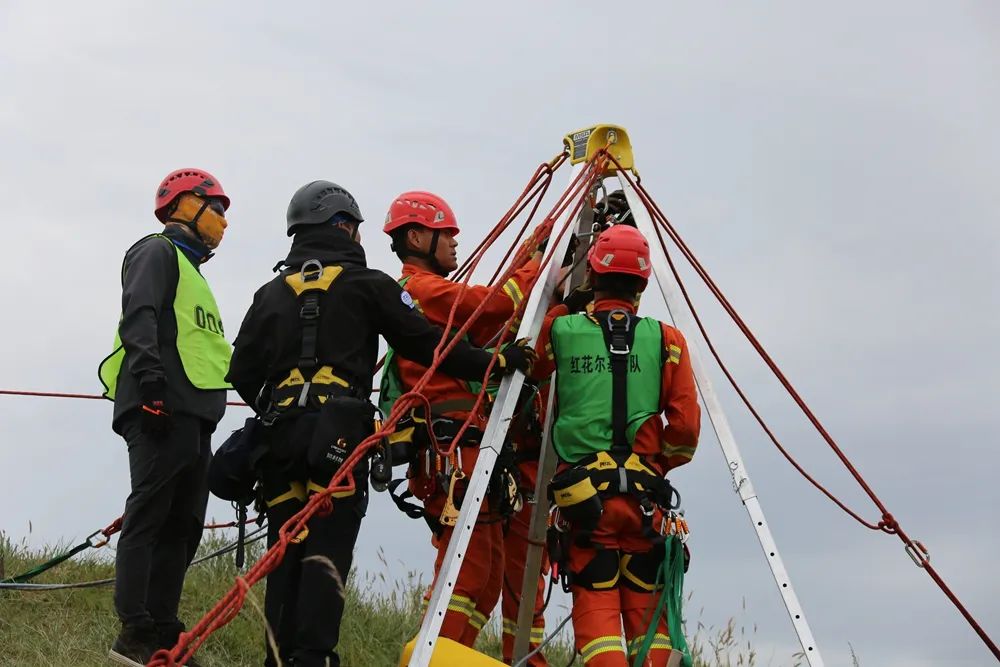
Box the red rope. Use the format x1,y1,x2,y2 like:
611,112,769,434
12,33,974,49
609,158,1000,660
442,156,607,455
648,215,882,530
0,389,251,407
0,389,385,407
0,389,106,401
147,153,609,666
454,152,567,282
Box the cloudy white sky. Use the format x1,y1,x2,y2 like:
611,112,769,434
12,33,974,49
1,2,998,665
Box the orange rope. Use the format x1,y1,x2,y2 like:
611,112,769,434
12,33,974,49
148,152,610,666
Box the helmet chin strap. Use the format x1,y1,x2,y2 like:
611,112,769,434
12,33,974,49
165,198,210,243
393,229,448,276
165,199,216,261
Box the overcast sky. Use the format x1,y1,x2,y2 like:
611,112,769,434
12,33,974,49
1,2,998,665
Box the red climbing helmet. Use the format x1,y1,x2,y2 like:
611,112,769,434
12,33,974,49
588,224,651,279
154,168,230,222
383,191,460,236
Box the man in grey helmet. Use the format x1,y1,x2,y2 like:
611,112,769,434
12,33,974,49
225,181,536,666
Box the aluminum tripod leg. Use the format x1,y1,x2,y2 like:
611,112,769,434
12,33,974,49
617,175,825,665
407,163,585,667
510,205,595,662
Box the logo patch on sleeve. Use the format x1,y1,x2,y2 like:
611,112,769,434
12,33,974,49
400,291,415,309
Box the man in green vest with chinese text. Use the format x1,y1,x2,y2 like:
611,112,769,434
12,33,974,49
98,168,232,666
534,224,700,667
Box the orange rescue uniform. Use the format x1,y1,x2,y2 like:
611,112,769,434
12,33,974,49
534,298,700,667
397,257,540,647
501,384,549,666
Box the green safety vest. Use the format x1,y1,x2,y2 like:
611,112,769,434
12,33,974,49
550,313,662,463
98,234,232,400
378,275,483,417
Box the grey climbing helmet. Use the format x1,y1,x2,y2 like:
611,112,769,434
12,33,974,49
286,180,364,236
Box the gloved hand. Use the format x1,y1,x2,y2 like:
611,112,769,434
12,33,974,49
493,338,538,378
139,379,172,438
561,233,580,268
605,190,634,226
562,285,593,313
520,233,548,259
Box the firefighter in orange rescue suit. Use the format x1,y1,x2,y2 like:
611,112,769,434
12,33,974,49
379,191,541,647
533,224,700,667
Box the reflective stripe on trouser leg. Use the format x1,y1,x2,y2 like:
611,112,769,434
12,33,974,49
501,501,549,665
572,587,626,666
502,617,548,667
469,609,488,632
459,520,504,647
622,585,674,667
626,634,673,660
442,593,476,642
426,501,501,645
580,635,627,666
502,618,547,643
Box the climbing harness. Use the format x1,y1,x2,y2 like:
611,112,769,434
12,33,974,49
255,258,380,508
4,124,996,665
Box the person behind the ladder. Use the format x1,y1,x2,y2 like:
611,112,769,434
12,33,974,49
98,168,232,667
379,190,542,648
500,377,552,667
225,181,534,667
533,224,700,667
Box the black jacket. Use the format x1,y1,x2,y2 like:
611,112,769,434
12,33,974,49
111,228,227,432
226,226,496,409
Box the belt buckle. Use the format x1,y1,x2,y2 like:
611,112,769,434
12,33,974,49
609,340,630,355
430,418,454,443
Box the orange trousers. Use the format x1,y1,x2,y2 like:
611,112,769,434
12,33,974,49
500,492,549,666
568,496,677,667
422,488,504,646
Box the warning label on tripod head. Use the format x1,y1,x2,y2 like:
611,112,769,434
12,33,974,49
571,128,593,161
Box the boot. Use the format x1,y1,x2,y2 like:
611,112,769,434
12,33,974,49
109,620,159,666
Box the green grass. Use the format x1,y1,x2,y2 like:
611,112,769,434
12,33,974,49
0,532,794,666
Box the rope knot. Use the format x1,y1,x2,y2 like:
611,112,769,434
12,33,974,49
316,494,334,517
878,513,899,534
147,647,174,666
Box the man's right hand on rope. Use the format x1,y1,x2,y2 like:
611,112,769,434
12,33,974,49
492,338,538,378
519,233,548,262
139,379,172,437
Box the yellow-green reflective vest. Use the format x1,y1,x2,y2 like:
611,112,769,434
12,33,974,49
98,235,232,400
550,314,662,463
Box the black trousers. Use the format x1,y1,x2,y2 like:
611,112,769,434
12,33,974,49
114,414,212,633
263,489,366,667
259,414,369,667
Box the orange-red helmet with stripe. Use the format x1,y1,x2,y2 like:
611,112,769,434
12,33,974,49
588,224,651,280
383,191,460,236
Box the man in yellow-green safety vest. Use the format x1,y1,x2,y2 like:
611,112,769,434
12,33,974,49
98,168,232,667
